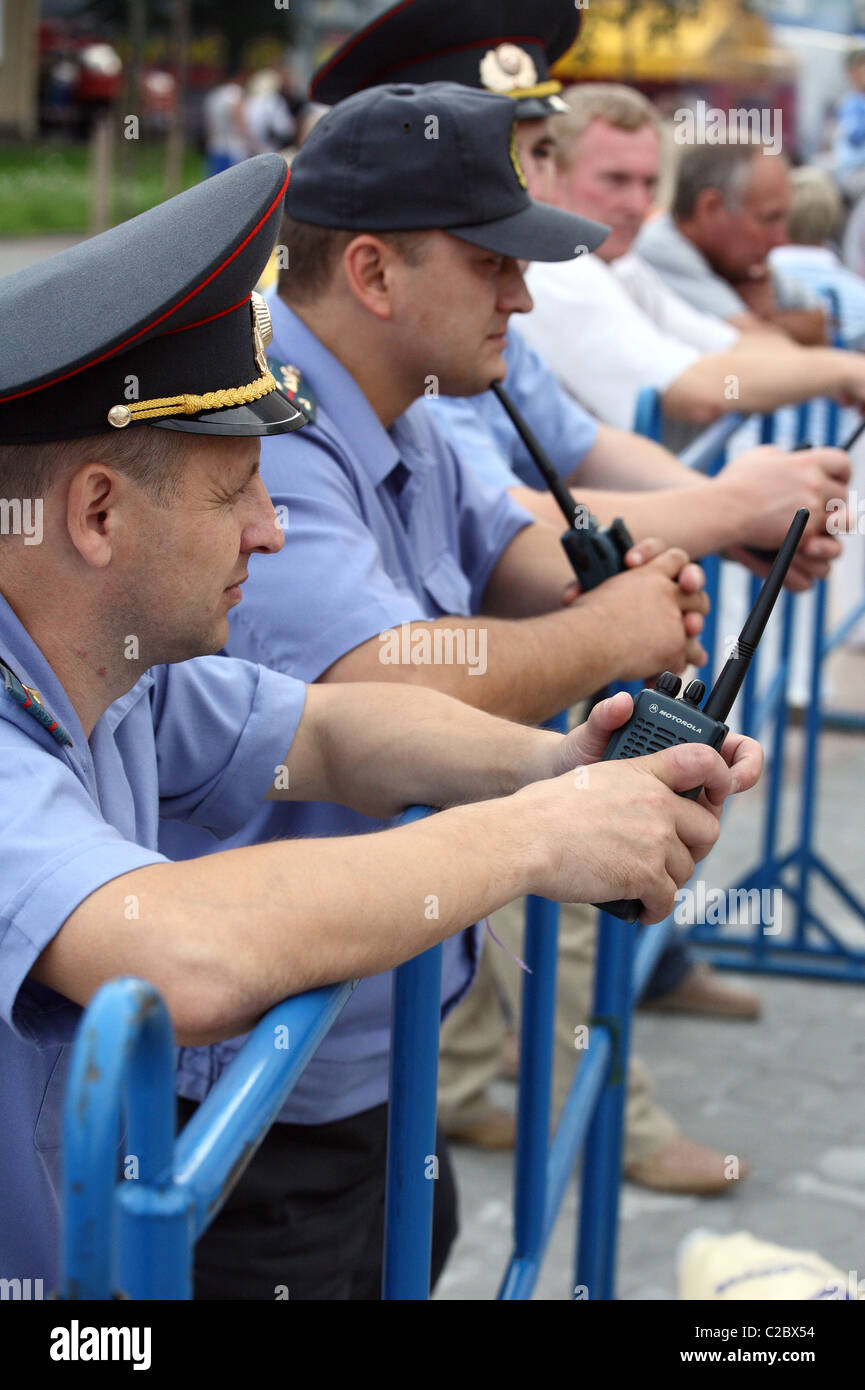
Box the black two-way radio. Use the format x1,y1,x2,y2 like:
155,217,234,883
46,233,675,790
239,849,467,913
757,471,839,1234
595,506,810,923
491,382,633,591
746,415,865,566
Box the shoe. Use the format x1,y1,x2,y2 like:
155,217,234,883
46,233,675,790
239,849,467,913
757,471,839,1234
443,1107,516,1150
625,1134,750,1196
639,963,761,1020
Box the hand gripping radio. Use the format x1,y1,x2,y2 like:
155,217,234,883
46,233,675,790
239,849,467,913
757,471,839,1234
491,382,633,591
594,507,810,922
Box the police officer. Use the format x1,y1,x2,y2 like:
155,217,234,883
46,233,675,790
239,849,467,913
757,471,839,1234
312,0,846,588
0,150,759,1292
301,0,765,1186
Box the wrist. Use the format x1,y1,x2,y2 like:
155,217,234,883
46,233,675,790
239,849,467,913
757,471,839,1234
518,727,568,787
711,471,753,548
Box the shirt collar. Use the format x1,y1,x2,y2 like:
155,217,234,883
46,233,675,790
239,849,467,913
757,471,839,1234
0,588,154,753
267,293,409,489
0,589,86,750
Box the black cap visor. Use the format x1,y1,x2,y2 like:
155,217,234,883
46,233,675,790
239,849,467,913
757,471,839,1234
452,200,609,263
151,386,308,437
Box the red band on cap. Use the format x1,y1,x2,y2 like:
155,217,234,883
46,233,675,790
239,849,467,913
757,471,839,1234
0,166,290,406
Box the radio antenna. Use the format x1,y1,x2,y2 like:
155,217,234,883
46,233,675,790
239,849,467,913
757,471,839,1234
703,508,809,722
490,381,579,528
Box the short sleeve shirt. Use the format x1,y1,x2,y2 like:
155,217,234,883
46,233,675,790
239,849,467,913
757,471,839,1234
426,323,600,491
166,296,535,1127
0,594,307,1282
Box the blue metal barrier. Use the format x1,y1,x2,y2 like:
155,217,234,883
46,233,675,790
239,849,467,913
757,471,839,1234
633,386,865,977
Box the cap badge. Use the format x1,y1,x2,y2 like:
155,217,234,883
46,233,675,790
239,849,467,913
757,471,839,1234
250,291,273,376
479,44,538,95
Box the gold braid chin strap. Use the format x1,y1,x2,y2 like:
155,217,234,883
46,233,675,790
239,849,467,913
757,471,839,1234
108,371,278,426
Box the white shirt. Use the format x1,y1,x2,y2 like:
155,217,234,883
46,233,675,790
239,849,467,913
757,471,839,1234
522,251,738,430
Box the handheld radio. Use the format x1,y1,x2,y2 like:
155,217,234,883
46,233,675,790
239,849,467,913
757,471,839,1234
491,382,633,591
594,507,810,923
745,415,864,566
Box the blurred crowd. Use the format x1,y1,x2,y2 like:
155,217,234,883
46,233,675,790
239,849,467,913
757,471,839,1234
202,63,313,176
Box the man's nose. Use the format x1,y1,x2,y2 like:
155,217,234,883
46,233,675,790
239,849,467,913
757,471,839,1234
499,260,534,315
244,474,285,554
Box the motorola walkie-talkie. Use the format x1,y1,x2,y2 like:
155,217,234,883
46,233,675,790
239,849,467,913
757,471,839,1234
491,381,633,591
595,507,810,923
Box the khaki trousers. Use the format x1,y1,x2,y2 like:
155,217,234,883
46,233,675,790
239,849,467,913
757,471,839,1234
437,898,678,1168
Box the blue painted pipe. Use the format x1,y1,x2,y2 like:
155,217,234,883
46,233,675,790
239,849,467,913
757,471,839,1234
575,910,637,1300
383,805,441,1301
61,977,177,1300
171,982,355,1240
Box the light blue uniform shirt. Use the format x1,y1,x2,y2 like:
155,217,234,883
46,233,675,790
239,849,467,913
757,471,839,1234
0,592,307,1285
835,91,865,180
166,297,534,1126
425,323,599,491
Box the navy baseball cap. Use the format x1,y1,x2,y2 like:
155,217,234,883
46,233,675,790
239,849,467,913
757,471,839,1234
0,154,307,444
311,0,581,119
286,82,608,262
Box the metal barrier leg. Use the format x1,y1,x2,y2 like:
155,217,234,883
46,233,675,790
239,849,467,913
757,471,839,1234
61,978,189,1301
575,910,636,1301
382,942,443,1299
498,893,559,1300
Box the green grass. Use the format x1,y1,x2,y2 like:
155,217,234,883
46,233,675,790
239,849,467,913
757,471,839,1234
0,141,206,237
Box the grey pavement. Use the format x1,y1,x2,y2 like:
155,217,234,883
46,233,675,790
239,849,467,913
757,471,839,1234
438,648,865,1301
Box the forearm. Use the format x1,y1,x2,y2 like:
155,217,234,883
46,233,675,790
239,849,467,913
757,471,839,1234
322,609,627,723
574,424,698,491
663,345,854,421
37,799,537,1044
282,680,561,813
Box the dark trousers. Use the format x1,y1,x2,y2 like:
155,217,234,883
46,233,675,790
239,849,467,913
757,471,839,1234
176,1097,458,1301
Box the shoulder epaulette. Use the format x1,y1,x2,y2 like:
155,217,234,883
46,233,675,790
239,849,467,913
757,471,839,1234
0,659,73,746
267,356,317,423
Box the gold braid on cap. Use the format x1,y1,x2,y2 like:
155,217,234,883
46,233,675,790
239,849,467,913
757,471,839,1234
507,80,564,100
108,372,278,426
107,292,276,427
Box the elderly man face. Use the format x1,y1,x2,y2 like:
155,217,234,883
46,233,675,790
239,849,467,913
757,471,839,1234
691,149,792,281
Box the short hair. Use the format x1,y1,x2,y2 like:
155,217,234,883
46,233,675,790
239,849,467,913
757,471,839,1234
554,83,661,172
846,47,865,70
787,166,842,245
0,425,200,518
276,216,431,304
671,142,780,221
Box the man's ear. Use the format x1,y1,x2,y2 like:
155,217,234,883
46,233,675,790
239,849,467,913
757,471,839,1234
341,234,396,321
694,187,725,222
66,464,123,569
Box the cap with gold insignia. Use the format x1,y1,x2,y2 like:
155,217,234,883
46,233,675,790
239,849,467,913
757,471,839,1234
286,82,606,262
310,0,581,119
0,154,306,444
